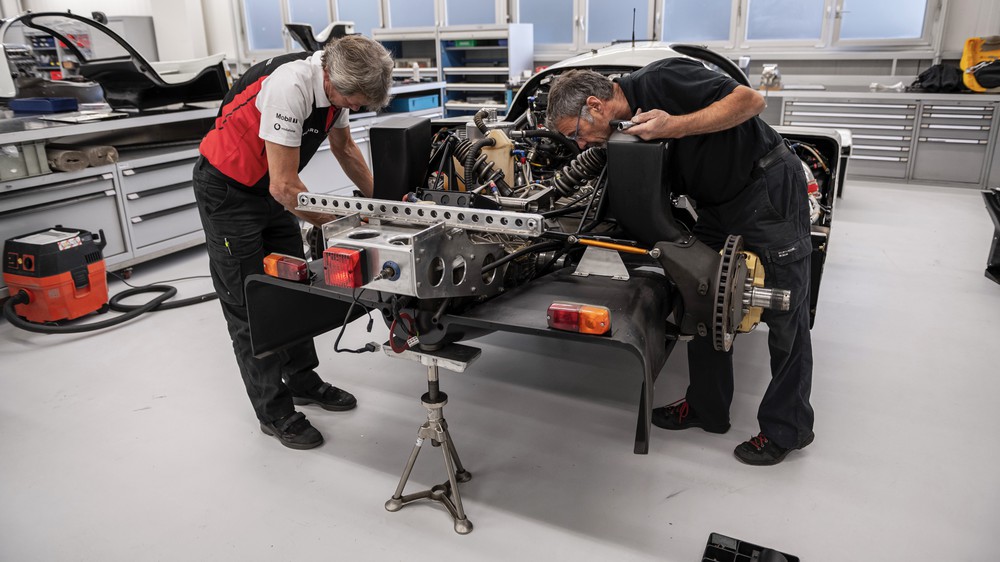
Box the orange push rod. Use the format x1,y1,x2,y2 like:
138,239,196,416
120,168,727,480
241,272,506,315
577,238,652,255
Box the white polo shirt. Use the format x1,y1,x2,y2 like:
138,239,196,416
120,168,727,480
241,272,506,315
255,51,350,148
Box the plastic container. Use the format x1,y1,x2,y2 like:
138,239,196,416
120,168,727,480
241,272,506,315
387,94,440,113
0,142,52,180
8,97,79,114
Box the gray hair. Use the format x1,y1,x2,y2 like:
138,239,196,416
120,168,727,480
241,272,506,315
545,69,614,130
322,35,394,109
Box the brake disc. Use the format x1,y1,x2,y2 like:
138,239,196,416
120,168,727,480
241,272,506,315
713,235,749,352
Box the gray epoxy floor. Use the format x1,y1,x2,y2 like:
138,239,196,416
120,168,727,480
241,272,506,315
1,181,998,561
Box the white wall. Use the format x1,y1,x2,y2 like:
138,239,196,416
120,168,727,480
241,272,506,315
22,0,209,61
942,0,1000,55
22,0,152,16
201,0,239,61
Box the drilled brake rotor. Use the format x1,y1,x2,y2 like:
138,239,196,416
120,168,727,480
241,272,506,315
713,235,748,352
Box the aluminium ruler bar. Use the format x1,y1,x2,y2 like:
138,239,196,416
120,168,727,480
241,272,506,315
297,193,544,237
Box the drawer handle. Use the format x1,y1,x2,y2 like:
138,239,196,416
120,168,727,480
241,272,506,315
924,105,994,111
130,202,198,224
122,169,136,176
852,134,909,141
921,113,991,120
918,137,987,145
788,101,913,110
102,173,114,180
852,155,908,162
854,145,908,152
788,121,911,130
105,189,117,196
921,124,990,131
786,111,912,120
127,193,139,200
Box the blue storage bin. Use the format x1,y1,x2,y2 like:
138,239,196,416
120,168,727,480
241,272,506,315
9,97,79,114
387,94,440,113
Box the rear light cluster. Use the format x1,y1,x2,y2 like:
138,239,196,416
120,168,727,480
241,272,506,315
262,254,308,282
546,301,612,335
323,246,369,288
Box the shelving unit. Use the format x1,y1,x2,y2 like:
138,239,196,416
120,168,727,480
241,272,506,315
374,27,445,116
438,24,532,118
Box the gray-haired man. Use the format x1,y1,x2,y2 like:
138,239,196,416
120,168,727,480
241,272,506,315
193,35,393,449
546,60,815,466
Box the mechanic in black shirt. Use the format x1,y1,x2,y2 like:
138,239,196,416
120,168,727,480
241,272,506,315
546,57,814,465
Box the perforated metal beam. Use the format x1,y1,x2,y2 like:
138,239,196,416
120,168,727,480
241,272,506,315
297,193,545,237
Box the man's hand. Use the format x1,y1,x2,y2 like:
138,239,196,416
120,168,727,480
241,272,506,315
626,108,683,140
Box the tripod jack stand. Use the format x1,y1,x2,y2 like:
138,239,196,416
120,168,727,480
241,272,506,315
385,362,474,534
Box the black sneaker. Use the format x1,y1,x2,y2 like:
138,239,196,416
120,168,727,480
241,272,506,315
260,412,324,450
734,431,815,466
651,399,730,434
292,382,357,412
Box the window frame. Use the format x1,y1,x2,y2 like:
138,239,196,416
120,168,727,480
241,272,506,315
579,0,657,51
332,0,386,36
653,0,739,49
441,0,506,26
737,0,835,50
829,0,940,49
237,0,294,58
511,0,579,58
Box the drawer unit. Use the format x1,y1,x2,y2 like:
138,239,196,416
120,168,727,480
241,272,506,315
119,156,198,195
912,102,995,185
129,203,201,248
0,168,128,293
784,99,916,179
118,151,201,249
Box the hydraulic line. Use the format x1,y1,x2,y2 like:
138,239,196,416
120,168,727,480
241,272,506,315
480,240,564,274
472,108,491,135
509,129,581,156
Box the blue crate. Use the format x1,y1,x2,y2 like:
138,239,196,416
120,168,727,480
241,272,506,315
9,97,79,114
387,94,439,113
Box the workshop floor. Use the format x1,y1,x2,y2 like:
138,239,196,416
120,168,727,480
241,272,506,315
1,180,997,562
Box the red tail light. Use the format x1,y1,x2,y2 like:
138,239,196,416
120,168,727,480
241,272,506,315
546,301,612,335
323,246,368,288
262,254,308,282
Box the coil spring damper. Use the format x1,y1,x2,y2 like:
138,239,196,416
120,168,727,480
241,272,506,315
551,147,607,196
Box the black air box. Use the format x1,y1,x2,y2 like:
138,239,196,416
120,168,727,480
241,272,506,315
369,116,431,201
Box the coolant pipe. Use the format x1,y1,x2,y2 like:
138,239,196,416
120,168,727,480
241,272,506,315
464,137,496,191
473,108,491,135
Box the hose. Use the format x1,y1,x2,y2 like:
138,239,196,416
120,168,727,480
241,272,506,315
481,240,564,274
472,108,491,135
509,128,581,156
3,271,218,333
551,147,607,196
464,137,496,192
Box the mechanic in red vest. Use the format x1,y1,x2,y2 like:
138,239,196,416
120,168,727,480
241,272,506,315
192,36,393,450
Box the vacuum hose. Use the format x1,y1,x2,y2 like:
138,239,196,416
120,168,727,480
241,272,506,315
4,285,217,334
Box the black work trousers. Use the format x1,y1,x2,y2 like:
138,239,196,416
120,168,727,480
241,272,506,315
193,158,323,424
686,148,815,449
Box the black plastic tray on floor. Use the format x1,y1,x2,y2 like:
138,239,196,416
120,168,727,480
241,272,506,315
703,532,799,562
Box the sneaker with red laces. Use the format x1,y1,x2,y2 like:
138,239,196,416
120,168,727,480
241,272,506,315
651,399,730,434
734,431,815,466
